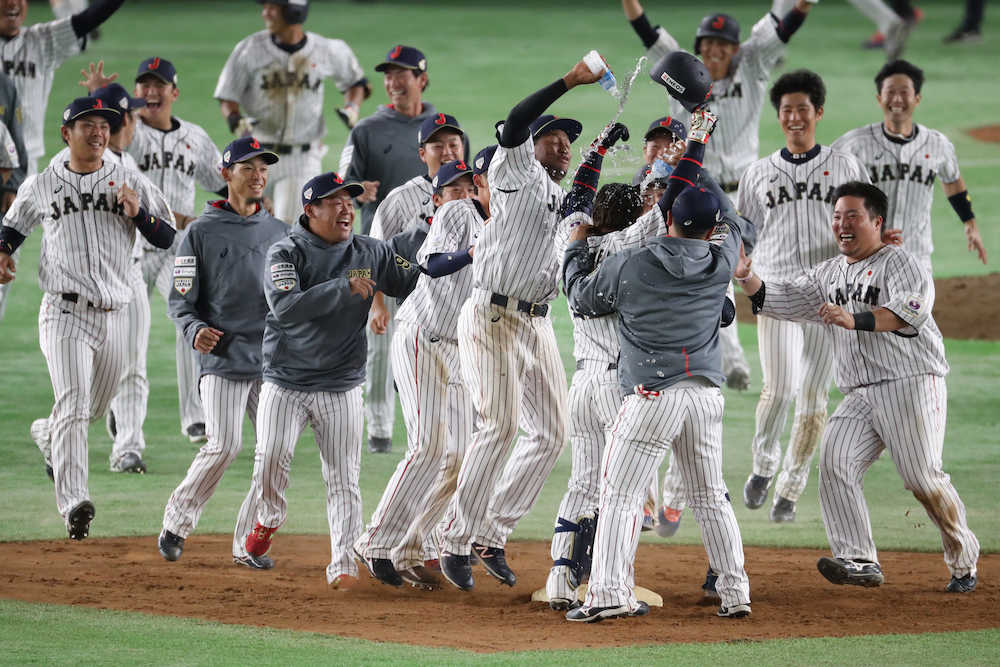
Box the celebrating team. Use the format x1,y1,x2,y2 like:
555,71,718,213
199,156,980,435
0,0,984,622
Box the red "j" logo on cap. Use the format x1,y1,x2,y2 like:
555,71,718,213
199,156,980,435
390,45,402,59
712,16,725,29
150,57,160,70
457,161,467,170
250,139,260,149
333,174,343,184
435,114,446,125
93,99,103,109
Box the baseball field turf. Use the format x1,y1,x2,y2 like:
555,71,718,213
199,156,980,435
1,0,998,663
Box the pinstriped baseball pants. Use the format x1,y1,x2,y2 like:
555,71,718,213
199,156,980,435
819,375,980,578
364,298,398,441
39,294,128,519
586,381,750,611
358,321,473,567
107,270,150,462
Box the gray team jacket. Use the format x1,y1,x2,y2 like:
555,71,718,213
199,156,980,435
564,213,756,395
261,221,421,392
168,201,289,380
0,72,28,195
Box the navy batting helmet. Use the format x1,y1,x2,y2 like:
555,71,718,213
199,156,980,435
649,51,713,112
694,13,740,54
257,0,308,25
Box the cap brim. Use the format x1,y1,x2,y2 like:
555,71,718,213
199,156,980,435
135,71,174,85
314,182,365,200
533,118,583,144
421,123,464,144
65,108,121,126
375,61,421,73
231,149,280,166
127,96,148,109
435,169,474,190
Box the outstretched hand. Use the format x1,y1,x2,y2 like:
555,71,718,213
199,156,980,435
79,61,117,93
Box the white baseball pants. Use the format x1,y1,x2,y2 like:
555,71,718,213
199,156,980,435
364,297,398,441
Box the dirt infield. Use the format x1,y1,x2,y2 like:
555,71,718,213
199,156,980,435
1,536,996,652
737,274,1000,341
967,125,1000,144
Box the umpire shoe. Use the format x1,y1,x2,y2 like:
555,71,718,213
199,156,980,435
185,423,207,444
566,601,649,623
246,523,279,557
701,567,721,603
158,530,184,561
233,554,275,570
770,496,796,523
441,553,474,591
656,506,683,538
473,542,516,587
400,565,440,590
368,436,392,454
717,603,752,618
112,452,147,474
817,557,884,587
743,474,772,509
946,574,977,593
67,501,95,540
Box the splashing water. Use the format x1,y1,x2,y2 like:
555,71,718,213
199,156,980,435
580,56,647,166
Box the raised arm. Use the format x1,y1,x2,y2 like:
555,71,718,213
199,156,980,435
499,59,601,148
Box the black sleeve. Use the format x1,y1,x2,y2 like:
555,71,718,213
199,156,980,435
775,7,807,43
630,13,661,49
0,225,25,255
499,78,569,148
131,207,175,249
559,147,604,217
656,141,707,218
71,0,126,39
749,282,766,315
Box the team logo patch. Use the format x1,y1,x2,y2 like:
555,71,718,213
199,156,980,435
394,255,411,270
118,97,128,109
708,223,729,245
63,109,70,121
175,255,196,266
347,268,372,279
418,58,427,71
223,150,231,163
475,156,485,170
271,262,297,291
660,72,686,94
173,277,192,295
173,266,196,278
902,294,924,316
303,187,313,200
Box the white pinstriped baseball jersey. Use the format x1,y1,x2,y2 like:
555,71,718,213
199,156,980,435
738,146,870,282
5,159,173,309
0,17,81,160
645,14,785,183
369,175,434,242
214,30,365,145
473,138,566,304
396,197,485,340
831,123,961,264
761,244,948,390
129,118,226,217
0,119,18,168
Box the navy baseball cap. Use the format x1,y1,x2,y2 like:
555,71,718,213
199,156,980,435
62,95,121,128
302,172,364,207
530,114,582,144
472,145,498,175
418,113,463,145
644,116,687,142
136,57,178,85
670,186,722,234
432,160,473,192
94,83,146,113
374,45,427,73
221,136,279,168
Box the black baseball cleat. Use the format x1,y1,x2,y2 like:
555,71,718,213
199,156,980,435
717,603,752,618
67,501,95,540
372,558,403,587
113,452,147,474
945,574,977,593
441,553,474,591
368,436,392,454
473,542,516,587
566,601,649,623
743,474,772,509
158,530,184,561
234,554,275,570
817,557,884,587
700,567,721,604
185,423,207,444
770,496,796,523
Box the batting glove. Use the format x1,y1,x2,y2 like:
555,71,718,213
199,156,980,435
598,122,630,149
688,109,718,144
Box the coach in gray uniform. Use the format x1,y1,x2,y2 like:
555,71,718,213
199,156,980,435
158,137,288,568
236,171,421,589
562,114,757,621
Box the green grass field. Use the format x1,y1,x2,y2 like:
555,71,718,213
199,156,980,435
1,0,998,663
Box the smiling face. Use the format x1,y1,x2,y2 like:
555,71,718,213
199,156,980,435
643,131,685,166
306,190,355,244
778,91,823,150
419,130,464,177
223,156,270,202
62,115,111,163
534,129,571,182
833,195,883,260
135,75,178,125
383,66,426,107
0,0,26,38
432,173,475,208
877,73,921,127
699,37,739,81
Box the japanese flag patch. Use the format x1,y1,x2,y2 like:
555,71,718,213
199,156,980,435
174,278,192,295
271,261,297,291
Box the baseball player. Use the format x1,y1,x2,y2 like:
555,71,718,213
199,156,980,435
215,0,369,223
631,116,686,186
0,71,27,323
157,138,288,568
735,181,980,593
0,0,125,318
832,59,987,280
437,57,603,592
235,171,421,589
2,95,174,539
364,113,467,454
563,119,757,621
771,0,911,60
737,70,870,523
340,45,452,235
943,0,985,43
354,155,487,590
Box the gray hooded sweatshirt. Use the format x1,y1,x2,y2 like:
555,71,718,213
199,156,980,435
169,201,289,381
261,221,422,392
563,213,756,395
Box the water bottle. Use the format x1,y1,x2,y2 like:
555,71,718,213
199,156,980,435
583,50,617,95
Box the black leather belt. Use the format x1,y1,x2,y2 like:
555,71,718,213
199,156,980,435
576,360,618,371
720,182,740,193
261,142,310,154
490,292,548,317
62,293,108,310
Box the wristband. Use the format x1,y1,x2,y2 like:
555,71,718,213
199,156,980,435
748,282,766,315
854,311,876,331
735,271,753,284
226,111,243,134
0,225,25,255
947,191,974,223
